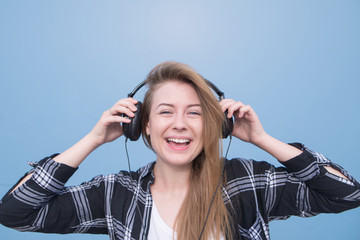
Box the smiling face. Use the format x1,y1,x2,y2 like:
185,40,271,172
145,80,204,170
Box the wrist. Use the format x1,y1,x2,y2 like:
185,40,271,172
250,131,270,147
86,132,106,148
251,134,303,162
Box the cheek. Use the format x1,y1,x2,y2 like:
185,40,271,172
196,120,204,136
146,119,165,137
145,114,157,136
198,124,205,147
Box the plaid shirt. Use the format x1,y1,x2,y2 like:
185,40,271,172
0,143,359,239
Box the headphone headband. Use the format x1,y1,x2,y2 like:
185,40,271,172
205,79,225,100
127,80,146,98
127,78,225,100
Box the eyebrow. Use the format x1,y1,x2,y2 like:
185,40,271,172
156,103,201,109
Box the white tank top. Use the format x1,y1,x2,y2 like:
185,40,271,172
147,201,177,240
147,201,225,240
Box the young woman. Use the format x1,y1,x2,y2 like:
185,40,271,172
0,62,359,240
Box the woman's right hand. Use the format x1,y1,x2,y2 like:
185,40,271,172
89,98,138,146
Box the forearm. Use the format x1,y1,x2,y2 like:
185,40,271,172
53,133,101,168
252,133,303,162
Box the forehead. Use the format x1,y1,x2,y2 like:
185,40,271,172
151,80,201,106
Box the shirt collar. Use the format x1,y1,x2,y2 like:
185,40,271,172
137,161,156,180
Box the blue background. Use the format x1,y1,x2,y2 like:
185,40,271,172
1,1,359,239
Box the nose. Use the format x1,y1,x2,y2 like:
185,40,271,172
172,113,187,131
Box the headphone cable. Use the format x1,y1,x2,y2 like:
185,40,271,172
125,137,144,221
198,135,232,240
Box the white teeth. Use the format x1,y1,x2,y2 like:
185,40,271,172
167,138,190,143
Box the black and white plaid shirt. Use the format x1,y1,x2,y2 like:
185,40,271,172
1,143,359,239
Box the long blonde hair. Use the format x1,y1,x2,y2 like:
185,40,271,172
140,62,233,239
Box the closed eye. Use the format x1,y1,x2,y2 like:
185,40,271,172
160,110,172,114
189,111,201,115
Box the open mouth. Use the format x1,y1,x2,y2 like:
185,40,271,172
166,138,191,149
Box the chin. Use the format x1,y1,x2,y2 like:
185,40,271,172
157,153,195,169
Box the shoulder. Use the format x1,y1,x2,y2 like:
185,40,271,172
225,158,280,179
61,161,156,194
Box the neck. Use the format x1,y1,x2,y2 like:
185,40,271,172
152,161,191,191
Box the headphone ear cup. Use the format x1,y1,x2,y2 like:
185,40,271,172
222,110,234,138
122,102,143,141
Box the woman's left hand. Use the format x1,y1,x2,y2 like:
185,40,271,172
220,99,266,144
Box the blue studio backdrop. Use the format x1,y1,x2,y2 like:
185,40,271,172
0,1,359,240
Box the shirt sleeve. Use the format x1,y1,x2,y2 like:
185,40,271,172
0,155,108,234
266,143,360,219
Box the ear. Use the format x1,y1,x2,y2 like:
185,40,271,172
146,122,150,136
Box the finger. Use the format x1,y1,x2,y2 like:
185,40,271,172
108,115,132,124
219,99,234,113
219,99,235,108
110,99,138,115
114,97,138,107
121,99,139,112
102,114,132,125
237,105,253,119
127,97,138,104
220,99,246,117
110,105,137,118
220,99,245,110
112,98,138,111
227,102,246,118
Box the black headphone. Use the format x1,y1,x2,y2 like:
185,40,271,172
122,79,234,141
